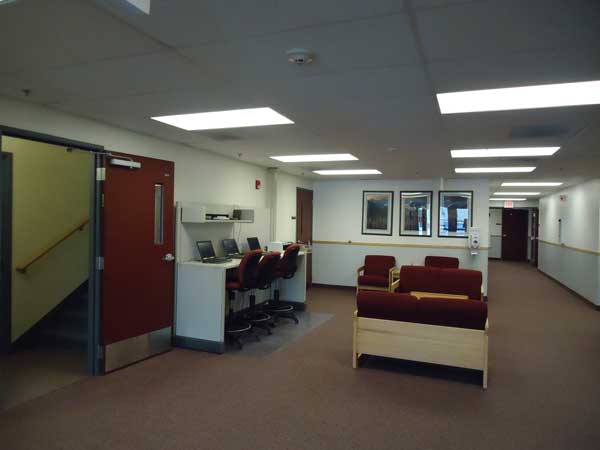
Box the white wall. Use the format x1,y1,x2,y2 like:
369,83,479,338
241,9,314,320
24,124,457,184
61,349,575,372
0,96,312,249
539,179,600,305
272,170,313,242
312,178,490,293
489,208,502,259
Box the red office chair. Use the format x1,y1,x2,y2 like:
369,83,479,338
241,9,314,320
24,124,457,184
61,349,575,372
424,256,459,269
245,252,281,335
225,250,262,349
264,244,301,324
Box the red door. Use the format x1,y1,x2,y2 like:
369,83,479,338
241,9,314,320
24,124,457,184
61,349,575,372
101,153,175,372
501,209,528,261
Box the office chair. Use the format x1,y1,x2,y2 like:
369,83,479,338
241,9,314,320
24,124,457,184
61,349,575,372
264,244,301,324
225,250,262,349
245,252,281,335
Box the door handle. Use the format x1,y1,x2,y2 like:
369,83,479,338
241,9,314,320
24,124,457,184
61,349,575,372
502,234,507,237
162,253,175,262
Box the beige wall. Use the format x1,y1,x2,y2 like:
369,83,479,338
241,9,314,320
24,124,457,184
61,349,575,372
6,137,91,341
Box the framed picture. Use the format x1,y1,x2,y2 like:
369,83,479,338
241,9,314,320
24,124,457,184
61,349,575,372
438,191,473,238
400,191,432,237
362,191,393,236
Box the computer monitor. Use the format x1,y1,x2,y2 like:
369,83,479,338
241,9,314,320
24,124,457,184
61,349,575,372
196,240,216,260
222,238,240,256
247,237,261,251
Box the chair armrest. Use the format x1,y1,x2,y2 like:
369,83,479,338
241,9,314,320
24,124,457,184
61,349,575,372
388,266,399,287
356,265,365,276
389,278,400,293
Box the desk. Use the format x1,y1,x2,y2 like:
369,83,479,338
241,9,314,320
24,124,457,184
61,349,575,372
174,252,307,353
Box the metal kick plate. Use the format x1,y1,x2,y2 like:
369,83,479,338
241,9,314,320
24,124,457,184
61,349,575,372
104,327,171,372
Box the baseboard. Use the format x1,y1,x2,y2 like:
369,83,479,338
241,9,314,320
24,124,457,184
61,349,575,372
537,269,599,311
173,335,225,354
312,283,355,291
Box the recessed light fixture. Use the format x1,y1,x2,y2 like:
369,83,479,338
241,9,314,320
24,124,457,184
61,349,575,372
270,153,358,163
455,167,536,173
151,107,293,131
437,80,600,114
494,192,540,196
490,198,527,201
450,147,560,158
313,169,382,176
501,182,563,187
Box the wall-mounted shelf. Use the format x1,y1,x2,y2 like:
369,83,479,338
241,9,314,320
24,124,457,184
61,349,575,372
180,203,254,224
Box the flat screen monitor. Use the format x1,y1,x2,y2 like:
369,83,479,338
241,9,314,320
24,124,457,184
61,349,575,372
247,237,261,251
196,240,216,260
222,238,240,256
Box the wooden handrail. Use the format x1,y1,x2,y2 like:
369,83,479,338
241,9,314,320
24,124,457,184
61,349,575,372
15,218,90,274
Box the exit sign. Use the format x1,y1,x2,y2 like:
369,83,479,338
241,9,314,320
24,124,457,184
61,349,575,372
504,200,514,208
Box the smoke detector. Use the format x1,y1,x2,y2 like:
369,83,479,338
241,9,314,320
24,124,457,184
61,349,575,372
286,48,314,66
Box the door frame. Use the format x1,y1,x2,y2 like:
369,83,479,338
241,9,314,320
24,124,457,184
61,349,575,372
0,125,105,375
0,133,13,354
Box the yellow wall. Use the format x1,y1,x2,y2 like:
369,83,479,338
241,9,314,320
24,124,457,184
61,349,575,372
6,137,92,342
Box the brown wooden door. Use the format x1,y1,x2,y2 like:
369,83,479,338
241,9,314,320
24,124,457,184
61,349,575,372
501,209,528,261
296,188,313,287
101,153,175,372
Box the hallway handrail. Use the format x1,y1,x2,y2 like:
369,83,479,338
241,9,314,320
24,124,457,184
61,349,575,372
15,217,90,274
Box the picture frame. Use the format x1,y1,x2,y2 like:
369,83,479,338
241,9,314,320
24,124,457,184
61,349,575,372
438,191,473,238
399,191,432,237
361,191,394,236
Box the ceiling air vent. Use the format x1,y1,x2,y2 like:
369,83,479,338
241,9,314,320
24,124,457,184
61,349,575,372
204,132,243,142
509,124,571,139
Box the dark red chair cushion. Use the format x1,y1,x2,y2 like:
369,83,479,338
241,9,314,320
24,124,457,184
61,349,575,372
417,297,487,330
256,252,281,288
364,255,395,277
439,268,482,300
230,250,262,290
357,291,487,330
357,291,419,322
396,265,482,300
357,275,389,287
424,256,459,269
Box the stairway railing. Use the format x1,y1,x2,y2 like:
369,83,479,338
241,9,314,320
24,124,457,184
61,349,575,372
15,218,90,274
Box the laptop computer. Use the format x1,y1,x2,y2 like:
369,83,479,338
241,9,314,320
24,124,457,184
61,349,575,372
221,238,245,259
196,240,231,264
247,237,262,251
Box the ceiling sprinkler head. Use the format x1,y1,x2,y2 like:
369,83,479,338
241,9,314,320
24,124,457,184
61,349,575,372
286,48,314,66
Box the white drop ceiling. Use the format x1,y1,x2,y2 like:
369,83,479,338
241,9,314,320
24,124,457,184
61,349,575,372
1,0,599,195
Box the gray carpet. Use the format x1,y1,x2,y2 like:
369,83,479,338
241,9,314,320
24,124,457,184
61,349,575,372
1,261,600,450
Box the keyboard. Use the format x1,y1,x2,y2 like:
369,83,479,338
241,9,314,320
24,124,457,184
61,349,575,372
203,257,232,264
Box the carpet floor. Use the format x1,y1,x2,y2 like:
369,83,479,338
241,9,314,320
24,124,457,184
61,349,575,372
1,261,599,450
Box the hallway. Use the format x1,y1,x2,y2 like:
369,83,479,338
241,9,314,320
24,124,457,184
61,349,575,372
0,261,599,450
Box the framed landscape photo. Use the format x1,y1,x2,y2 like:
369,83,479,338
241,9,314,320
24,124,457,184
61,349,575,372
362,191,394,236
438,191,473,238
400,191,432,237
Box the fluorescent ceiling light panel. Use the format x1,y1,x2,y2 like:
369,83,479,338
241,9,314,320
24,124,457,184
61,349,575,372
270,153,358,163
490,198,527,201
313,169,382,176
125,0,151,14
437,80,600,114
450,147,559,158
494,192,540,196
455,167,536,173
501,182,563,187
151,107,293,131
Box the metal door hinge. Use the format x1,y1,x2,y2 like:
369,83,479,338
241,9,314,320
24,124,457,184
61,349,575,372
101,193,105,208
96,167,106,181
96,256,104,271
97,345,104,360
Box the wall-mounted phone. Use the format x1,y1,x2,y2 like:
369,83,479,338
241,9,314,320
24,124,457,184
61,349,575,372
468,227,480,256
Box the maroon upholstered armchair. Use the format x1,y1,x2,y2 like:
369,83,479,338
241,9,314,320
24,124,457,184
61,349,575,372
356,255,397,293
424,256,459,269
